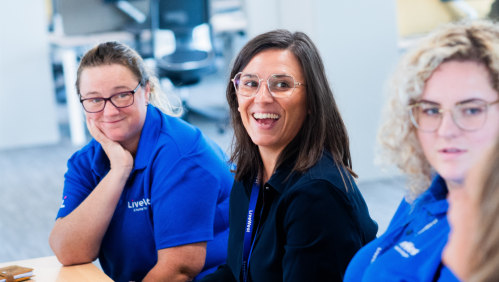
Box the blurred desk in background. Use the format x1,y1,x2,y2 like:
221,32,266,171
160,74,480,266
0,256,112,282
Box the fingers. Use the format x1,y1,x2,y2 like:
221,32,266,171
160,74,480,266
86,118,111,145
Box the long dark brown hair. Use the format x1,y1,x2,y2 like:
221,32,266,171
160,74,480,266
228,29,356,182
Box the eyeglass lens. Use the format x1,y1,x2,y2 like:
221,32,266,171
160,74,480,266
411,100,488,132
233,73,297,97
82,92,135,113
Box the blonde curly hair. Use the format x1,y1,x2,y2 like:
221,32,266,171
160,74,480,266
378,20,499,201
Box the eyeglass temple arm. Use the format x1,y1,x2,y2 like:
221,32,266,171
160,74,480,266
407,103,419,109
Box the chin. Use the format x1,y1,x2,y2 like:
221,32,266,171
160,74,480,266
102,130,129,142
251,137,278,149
437,168,466,185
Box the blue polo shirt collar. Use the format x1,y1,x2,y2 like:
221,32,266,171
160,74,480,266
91,105,161,177
134,105,161,170
412,175,449,216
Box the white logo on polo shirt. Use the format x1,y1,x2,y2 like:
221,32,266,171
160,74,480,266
128,198,151,212
394,241,420,258
417,218,438,235
60,196,67,208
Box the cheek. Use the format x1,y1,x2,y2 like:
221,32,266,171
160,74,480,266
289,107,307,129
416,131,436,164
464,127,499,168
474,119,499,148
417,132,432,152
237,98,251,121
85,111,100,120
85,112,103,128
119,106,143,129
286,93,307,125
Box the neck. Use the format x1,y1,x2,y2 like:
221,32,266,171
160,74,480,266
119,131,142,158
444,178,464,192
259,146,282,184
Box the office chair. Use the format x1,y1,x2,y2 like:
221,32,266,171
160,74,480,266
151,0,216,85
150,0,228,132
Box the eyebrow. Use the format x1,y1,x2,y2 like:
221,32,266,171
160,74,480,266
456,98,481,104
241,73,293,79
81,86,133,97
419,98,482,106
418,100,440,105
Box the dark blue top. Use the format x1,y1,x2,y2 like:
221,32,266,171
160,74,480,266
200,151,378,282
57,105,234,282
344,175,460,281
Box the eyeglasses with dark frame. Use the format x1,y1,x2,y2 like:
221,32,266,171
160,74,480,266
231,72,306,98
407,98,499,132
80,83,141,113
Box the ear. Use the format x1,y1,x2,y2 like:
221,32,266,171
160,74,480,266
238,107,241,112
144,82,151,104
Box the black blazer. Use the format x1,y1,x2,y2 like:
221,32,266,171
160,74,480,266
200,151,378,282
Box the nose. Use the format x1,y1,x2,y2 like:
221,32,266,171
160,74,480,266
437,111,461,139
254,80,274,104
102,100,120,116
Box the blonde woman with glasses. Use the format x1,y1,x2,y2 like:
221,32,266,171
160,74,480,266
344,20,499,281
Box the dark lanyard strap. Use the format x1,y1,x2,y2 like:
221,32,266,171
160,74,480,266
242,178,260,282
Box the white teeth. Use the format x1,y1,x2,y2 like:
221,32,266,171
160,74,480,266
253,113,280,119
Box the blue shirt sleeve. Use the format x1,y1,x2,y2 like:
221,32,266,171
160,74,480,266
151,155,220,250
344,197,411,282
56,150,96,219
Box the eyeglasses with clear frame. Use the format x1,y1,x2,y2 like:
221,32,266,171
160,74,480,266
407,99,499,132
80,83,141,113
231,72,306,98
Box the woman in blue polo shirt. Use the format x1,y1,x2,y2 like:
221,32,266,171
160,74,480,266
344,20,499,281
49,42,233,282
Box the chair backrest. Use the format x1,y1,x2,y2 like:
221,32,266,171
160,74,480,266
151,0,215,84
152,0,209,36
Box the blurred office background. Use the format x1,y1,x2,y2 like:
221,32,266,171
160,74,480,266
0,0,495,264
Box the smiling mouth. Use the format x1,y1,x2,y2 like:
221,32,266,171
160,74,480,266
103,118,125,124
253,113,280,125
439,148,466,153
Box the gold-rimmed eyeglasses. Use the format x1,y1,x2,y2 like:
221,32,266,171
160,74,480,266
231,72,306,98
408,99,499,132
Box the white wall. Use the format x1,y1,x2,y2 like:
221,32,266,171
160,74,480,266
0,0,60,150
243,0,399,181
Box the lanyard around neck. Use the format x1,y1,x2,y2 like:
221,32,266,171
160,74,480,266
242,177,261,282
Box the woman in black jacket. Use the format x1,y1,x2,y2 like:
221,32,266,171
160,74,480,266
200,29,377,282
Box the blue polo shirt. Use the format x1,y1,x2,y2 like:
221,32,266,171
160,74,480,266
344,175,460,281
56,105,233,282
